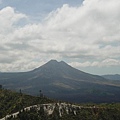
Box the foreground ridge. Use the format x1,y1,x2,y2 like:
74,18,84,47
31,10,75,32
0,89,120,120
0,102,103,120
1,102,120,120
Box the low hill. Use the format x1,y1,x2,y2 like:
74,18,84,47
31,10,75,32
0,89,120,120
0,60,120,103
0,89,54,119
102,74,120,80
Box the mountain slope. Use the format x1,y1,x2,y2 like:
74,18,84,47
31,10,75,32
0,60,120,103
33,60,106,82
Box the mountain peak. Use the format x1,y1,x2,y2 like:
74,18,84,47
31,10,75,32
47,60,59,65
48,60,66,63
46,60,68,66
32,60,72,76
48,59,58,63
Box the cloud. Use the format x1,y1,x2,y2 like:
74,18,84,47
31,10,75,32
0,7,27,34
0,0,120,72
69,59,120,68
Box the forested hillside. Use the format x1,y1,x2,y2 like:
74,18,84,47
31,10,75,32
0,89,120,120
0,89,54,119
4,102,120,120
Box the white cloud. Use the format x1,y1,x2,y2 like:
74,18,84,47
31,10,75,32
0,7,26,34
69,59,120,68
0,0,120,72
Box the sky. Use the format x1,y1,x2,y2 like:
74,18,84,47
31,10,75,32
0,0,120,75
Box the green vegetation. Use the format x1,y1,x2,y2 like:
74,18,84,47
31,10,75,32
0,89,120,120
0,89,54,118
6,103,120,120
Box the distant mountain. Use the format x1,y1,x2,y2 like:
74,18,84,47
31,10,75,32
102,74,120,80
0,60,120,103
32,60,106,82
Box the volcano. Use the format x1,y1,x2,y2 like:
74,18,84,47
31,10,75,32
0,60,120,103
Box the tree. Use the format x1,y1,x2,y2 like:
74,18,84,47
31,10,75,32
0,85,2,89
39,90,43,98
